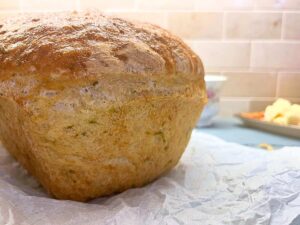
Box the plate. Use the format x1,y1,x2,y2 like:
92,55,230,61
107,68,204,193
236,114,300,139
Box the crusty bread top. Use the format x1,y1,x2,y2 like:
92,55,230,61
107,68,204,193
0,11,203,79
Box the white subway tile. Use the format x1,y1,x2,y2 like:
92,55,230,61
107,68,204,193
196,0,254,10
0,0,20,10
284,13,300,39
79,0,135,11
221,72,277,97
226,12,282,39
248,99,276,111
190,41,250,70
137,0,195,10
251,42,300,70
255,0,300,9
22,0,76,11
220,98,250,115
278,72,300,97
106,12,167,28
168,12,223,39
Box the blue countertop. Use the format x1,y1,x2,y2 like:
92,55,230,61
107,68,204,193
199,117,300,149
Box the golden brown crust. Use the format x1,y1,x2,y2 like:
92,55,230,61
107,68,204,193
0,11,203,79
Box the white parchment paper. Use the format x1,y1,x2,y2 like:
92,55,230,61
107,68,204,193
0,131,299,225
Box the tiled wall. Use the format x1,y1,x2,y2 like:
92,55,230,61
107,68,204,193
0,0,300,115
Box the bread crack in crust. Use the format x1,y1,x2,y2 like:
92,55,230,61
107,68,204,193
0,12,206,201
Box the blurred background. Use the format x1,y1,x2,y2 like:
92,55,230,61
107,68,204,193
0,0,299,116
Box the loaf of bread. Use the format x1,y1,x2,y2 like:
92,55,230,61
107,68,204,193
0,12,206,201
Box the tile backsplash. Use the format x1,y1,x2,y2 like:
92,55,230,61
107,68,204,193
0,0,299,115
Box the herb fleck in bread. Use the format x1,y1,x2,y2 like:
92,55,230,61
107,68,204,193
0,12,206,201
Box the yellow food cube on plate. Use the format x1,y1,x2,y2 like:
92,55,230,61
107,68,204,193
264,98,291,122
273,116,287,125
286,104,300,125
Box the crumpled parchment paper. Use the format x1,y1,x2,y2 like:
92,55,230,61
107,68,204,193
0,131,299,225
